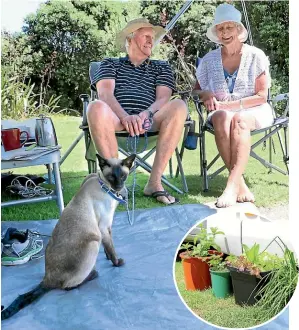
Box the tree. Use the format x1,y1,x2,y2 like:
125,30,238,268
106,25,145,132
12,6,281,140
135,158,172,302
19,0,140,109
234,0,289,94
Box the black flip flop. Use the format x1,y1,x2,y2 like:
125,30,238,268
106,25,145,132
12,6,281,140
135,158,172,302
144,190,180,205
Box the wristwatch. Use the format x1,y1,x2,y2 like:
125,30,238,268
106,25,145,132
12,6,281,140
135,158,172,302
147,109,154,119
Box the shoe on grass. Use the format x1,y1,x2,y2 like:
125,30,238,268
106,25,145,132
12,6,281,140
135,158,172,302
1,228,43,266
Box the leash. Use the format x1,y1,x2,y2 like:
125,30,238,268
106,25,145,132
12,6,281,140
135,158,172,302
125,113,155,226
98,178,134,226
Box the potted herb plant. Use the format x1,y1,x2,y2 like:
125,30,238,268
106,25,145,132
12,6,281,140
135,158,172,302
226,243,283,306
208,255,233,299
179,224,224,291
255,247,298,322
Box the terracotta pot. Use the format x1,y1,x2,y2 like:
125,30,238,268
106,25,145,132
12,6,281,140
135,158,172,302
180,250,223,291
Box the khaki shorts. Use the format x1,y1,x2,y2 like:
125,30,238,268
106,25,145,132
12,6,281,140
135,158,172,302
207,103,274,129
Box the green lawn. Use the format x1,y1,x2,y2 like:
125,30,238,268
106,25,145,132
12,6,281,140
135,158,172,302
175,261,271,328
1,114,288,221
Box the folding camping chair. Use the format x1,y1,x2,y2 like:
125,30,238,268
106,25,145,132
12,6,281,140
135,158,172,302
77,61,193,194
192,87,289,192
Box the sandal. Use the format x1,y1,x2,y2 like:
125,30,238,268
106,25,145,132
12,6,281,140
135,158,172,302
144,190,180,205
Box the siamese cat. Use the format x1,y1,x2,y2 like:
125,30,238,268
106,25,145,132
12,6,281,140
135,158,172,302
1,153,136,320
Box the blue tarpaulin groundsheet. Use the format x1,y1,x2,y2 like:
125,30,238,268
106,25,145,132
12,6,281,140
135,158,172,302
1,204,288,329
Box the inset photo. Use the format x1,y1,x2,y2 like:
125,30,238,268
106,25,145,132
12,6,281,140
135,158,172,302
174,211,298,329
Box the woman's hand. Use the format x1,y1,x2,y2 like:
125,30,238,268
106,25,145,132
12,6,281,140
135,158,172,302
200,91,215,102
213,97,221,111
204,95,219,112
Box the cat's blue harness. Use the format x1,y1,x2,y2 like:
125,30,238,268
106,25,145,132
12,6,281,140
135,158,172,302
98,178,127,204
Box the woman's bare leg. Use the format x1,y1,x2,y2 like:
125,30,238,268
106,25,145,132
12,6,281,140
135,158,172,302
212,111,252,203
216,112,256,207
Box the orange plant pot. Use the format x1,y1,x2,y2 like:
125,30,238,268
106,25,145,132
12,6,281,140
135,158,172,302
180,250,223,291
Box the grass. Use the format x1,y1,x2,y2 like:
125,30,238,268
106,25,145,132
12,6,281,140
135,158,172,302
175,261,270,328
1,113,288,221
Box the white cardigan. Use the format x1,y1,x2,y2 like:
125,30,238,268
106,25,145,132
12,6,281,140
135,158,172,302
196,44,271,102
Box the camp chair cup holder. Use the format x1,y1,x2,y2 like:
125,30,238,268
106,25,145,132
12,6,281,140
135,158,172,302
184,120,199,150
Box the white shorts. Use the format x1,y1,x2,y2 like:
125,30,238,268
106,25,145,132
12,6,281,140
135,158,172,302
207,103,274,129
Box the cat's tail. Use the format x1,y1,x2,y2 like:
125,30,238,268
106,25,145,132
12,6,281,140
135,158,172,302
1,283,51,320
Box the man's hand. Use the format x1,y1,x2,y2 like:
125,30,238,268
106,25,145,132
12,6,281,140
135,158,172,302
121,114,144,136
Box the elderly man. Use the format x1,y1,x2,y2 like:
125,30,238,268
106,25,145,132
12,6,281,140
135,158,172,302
87,18,187,205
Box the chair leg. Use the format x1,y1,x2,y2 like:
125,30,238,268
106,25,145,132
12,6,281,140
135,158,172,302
175,125,189,178
199,137,203,178
92,161,97,173
52,162,64,214
175,147,188,193
201,131,209,192
278,126,289,174
84,130,98,174
60,131,84,166
47,164,52,184
269,130,273,174
284,127,289,173
169,157,173,178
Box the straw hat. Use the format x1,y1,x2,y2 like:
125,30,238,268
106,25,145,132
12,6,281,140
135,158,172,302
206,3,248,44
116,18,165,52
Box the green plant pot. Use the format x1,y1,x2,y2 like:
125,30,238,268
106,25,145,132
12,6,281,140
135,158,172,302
210,269,233,298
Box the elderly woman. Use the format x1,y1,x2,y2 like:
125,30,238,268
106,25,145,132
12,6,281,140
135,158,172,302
195,3,273,208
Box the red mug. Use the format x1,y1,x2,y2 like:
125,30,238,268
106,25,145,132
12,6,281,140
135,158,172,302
1,128,29,151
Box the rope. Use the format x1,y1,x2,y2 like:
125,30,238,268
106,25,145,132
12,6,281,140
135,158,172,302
125,116,154,226
6,176,53,198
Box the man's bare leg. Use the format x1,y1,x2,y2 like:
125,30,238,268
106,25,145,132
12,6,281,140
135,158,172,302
216,113,256,208
212,111,254,204
87,100,123,158
143,99,187,204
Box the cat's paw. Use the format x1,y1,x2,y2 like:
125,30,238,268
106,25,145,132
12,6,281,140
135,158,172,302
114,258,125,267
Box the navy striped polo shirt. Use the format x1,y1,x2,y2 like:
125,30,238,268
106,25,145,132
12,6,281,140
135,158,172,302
91,56,175,115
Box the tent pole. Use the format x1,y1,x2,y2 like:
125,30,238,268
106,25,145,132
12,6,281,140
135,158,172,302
154,0,194,47
241,0,253,45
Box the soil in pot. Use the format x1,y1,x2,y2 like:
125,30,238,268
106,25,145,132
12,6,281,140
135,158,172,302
228,267,272,306
210,270,233,298
180,250,223,291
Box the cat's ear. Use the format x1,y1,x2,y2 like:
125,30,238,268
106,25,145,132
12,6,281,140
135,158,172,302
122,154,136,170
96,154,109,170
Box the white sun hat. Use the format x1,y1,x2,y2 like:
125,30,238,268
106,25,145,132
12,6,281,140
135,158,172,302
206,3,248,44
116,18,166,52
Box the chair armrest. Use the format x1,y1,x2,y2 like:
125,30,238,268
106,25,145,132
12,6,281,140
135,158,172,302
79,94,89,102
271,93,289,104
191,89,202,98
173,90,191,103
270,93,289,117
79,94,90,126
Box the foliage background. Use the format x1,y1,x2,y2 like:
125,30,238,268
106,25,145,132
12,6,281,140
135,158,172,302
1,0,289,117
